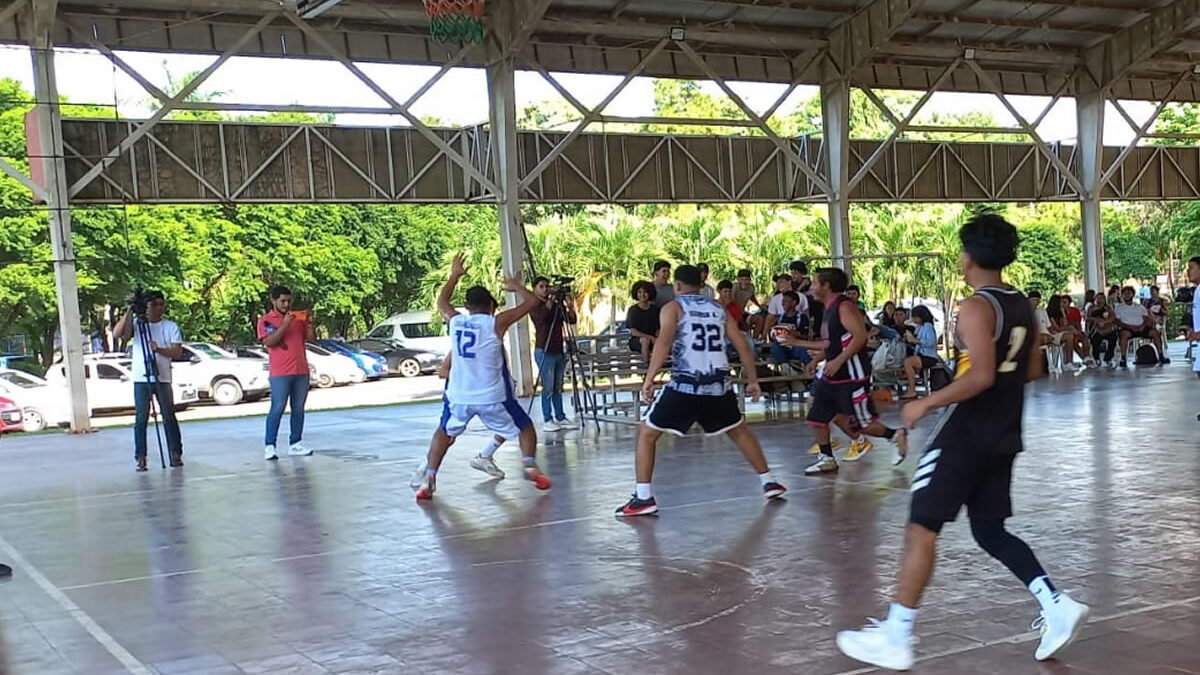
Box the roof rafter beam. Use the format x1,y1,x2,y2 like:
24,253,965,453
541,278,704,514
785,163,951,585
1081,0,1200,90
827,0,929,76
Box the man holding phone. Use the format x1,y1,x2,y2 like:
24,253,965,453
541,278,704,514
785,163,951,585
258,285,316,460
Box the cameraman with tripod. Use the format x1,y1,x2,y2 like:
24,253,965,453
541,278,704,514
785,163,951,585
531,276,578,432
114,290,184,472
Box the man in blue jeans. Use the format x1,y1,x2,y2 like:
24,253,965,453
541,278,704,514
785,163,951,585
530,276,577,432
114,290,185,471
257,286,317,460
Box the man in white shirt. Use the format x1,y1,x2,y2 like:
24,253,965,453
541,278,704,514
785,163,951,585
114,290,185,471
765,274,809,336
1113,286,1168,367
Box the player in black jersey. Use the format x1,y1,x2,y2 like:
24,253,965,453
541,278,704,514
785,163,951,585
836,213,1089,671
798,267,908,475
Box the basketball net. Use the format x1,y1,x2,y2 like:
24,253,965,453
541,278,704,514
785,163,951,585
423,0,486,44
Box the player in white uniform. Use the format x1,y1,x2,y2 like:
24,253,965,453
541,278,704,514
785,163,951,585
615,265,786,517
1187,256,1200,421
415,254,551,500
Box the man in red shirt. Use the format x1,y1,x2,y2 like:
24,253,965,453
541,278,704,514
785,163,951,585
257,285,317,460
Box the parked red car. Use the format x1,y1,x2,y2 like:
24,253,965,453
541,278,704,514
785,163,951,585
0,396,24,433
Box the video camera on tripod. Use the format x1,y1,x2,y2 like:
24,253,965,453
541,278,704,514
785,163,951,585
548,275,575,303
127,286,152,318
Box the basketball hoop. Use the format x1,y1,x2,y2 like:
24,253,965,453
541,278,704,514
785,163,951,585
423,0,486,45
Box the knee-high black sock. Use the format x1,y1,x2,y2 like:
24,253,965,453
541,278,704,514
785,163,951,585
969,517,1047,586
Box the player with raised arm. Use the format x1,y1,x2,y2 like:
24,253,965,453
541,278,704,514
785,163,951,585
615,265,786,517
414,254,551,500
835,213,1088,671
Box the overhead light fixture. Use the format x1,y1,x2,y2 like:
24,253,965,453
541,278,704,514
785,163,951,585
964,48,976,60
295,0,343,19
670,26,686,41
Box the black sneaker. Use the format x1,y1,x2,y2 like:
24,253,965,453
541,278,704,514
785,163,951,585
1119,360,1127,368
615,495,658,517
763,482,787,499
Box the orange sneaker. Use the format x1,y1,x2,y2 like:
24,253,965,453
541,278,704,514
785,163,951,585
524,466,552,490
415,476,435,501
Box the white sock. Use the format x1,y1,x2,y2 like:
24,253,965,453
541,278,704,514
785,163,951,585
1028,576,1060,613
635,483,652,500
479,438,503,459
885,603,917,644
757,471,774,486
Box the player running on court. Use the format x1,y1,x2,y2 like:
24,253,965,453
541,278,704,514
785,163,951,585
615,265,786,517
414,254,551,500
801,267,908,475
836,213,1088,671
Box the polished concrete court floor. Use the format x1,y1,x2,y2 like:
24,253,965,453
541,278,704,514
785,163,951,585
1,363,1199,674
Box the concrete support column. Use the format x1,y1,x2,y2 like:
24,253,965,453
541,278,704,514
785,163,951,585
29,0,90,431
1077,84,1106,292
485,56,535,397
821,73,852,276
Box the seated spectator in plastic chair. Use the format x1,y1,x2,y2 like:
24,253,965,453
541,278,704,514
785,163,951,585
1114,286,1170,367
1028,290,1053,347
900,305,940,400
1048,294,1091,368
626,280,660,361
1087,292,1118,367
769,292,814,374
734,269,764,336
876,300,900,340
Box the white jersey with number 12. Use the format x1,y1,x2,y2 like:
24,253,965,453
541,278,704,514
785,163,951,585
446,313,510,405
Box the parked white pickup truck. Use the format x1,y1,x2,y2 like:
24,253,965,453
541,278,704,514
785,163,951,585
174,342,271,405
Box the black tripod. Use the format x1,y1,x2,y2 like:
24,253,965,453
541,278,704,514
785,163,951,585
134,315,168,470
528,291,599,432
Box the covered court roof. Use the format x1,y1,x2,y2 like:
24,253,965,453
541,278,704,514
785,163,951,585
2,0,1198,101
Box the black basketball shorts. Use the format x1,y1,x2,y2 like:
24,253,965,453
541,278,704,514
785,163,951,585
644,387,744,436
909,427,1017,526
805,379,878,432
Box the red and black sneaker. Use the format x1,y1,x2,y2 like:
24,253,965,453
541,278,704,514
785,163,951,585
762,482,787,499
615,495,658,517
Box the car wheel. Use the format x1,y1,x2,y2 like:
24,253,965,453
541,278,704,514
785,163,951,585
398,358,421,378
317,373,334,388
212,378,244,406
22,408,45,432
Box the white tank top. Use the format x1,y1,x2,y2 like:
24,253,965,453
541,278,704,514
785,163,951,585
668,295,731,396
446,313,511,405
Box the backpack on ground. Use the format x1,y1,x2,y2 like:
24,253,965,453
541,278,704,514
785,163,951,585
1134,344,1159,366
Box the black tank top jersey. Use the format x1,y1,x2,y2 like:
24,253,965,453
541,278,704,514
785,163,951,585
821,293,870,382
935,286,1033,455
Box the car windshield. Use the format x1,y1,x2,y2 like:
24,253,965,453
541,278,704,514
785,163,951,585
307,344,332,356
0,371,42,388
189,343,233,359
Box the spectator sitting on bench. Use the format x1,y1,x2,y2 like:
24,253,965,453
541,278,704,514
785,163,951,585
769,291,815,375
1029,290,1055,346
876,300,900,340
893,307,916,351
719,280,750,332
1087,291,1118,367
900,305,940,400
764,274,806,336
1048,294,1091,368
626,280,660,361
1114,285,1170,367
1145,285,1169,337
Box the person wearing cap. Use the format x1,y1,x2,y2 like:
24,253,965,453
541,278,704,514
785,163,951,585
615,264,786,517
414,254,552,500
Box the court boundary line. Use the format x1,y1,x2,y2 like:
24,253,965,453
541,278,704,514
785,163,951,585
0,531,152,675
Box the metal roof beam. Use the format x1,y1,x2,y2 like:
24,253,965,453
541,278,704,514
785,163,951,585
827,0,928,76
1081,0,1200,89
